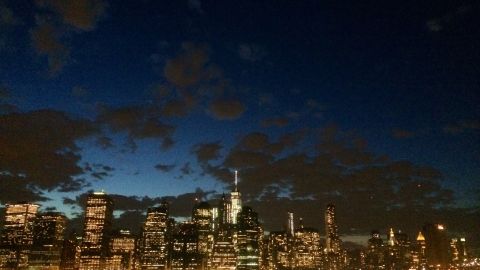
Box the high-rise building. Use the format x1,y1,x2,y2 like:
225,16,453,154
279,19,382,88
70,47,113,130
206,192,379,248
209,240,236,270
365,230,384,269
60,232,82,270
106,230,136,270
325,204,340,254
237,206,262,270
140,202,170,269
171,222,203,270
0,202,39,268
422,223,450,269
287,212,294,237
192,201,214,268
450,237,467,264
293,223,321,269
29,212,66,270
230,171,242,225
79,191,114,270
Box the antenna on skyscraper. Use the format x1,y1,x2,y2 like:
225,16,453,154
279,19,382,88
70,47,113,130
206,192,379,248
234,170,238,191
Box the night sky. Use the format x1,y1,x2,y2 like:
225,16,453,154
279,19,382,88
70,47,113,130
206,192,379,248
0,0,479,245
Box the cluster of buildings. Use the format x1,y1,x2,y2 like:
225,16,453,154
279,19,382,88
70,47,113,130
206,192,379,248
0,173,478,270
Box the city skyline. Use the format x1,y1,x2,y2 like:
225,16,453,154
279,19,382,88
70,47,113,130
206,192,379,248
0,0,479,258
0,189,477,269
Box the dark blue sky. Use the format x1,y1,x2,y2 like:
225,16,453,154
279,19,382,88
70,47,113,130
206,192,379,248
0,0,479,239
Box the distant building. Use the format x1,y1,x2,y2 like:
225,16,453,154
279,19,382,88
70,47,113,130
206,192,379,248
422,223,450,269
107,230,136,270
139,202,170,269
293,222,321,269
79,191,114,270
230,171,242,225
171,222,203,270
0,202,39,269
28,212,66,270
325,204,341,254
237,206,262,270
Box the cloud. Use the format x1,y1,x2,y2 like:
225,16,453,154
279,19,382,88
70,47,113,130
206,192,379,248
208,99,245,120
194,126,459,234
0,4,19,26
97,105,176,150
443,119,480,135
63,188,215,223
0,110,98,203
71,85,89,98
392,128,415,139
29,0,107,74
154,163,176,172
426,4,473,33
238,43,265,62
36,0,107,31
164,43,215,89
261,117,289,128
192,141,223,164
187,0,204,14
30,22,70,75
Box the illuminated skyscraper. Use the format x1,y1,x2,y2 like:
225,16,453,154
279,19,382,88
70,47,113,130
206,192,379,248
0,202,39,268
209,240,236,270
107,230,136,270
171,222,203,270
287,212,294,237
325,204,340,254
79,191,114,270
230,170,242,225
237,206,262,270
29,212,66,270
192,200,214,268
140,202,170,269
293,222,321,269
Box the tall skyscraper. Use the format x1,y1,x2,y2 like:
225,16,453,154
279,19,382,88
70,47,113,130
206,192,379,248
0,202,39,268
29,212,66,270
79,191,114,270
293,224,321,269
237,206,262,270
325,204,340,254
287,212,294,237
140,202,170,269
422,223,450,269
107,230,136,270
230,170,242,225
171,222,203,270
192,200,214,267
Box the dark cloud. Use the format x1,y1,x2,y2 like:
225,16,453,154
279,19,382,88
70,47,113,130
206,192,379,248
238,43,265,62
195,126,460,234
0,110,97,203
443,119,480,135
97,105,176,150
392,128,415,139
154,163,175,172
71,85,89,98
208,99,245,120
95,136,113,149
29,0,107,74
187,0,204,14
30,22,70,75
0,3,18,26
261,117,289,128
36,0,107,31
192,141,223,164
180,162,193,175
63,188,214,221
426,4,473,33
164,43,215,89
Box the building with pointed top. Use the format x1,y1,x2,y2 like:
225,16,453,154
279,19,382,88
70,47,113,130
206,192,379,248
230,171,242,225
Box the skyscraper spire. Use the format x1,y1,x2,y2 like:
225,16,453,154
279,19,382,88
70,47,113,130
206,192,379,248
230,170,242,224
234,170,238,191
